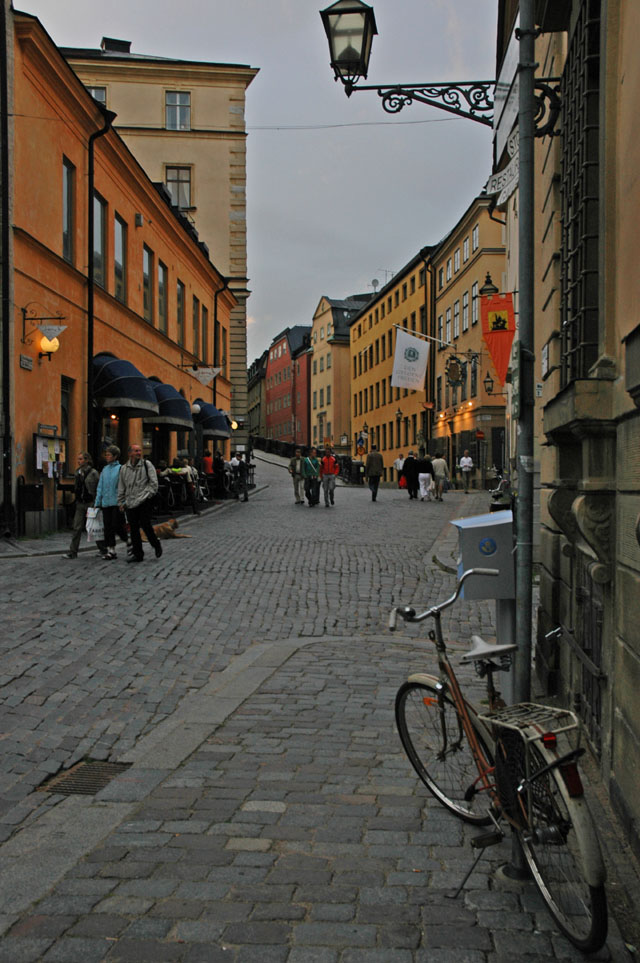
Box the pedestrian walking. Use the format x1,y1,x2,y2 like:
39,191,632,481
302,447,321,506
288,447,305,504
402,451,419,500
459,449,474,492
432,451,450,501
94,445,126,559
416,452,435,501
393,452,405,484
320,446,339,508
63,452,100,559
365,445,384,502
236,452,249,502
117,444,162,563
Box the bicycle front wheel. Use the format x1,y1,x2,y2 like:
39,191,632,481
395,680,492,825
518,747,607,952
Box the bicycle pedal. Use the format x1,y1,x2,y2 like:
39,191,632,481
470,831,504,849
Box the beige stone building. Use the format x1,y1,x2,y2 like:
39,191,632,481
431,197,506,486
495,0,640,858
310,294,370,454
63,37,258,445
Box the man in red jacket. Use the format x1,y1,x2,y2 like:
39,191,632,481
320,447,340,508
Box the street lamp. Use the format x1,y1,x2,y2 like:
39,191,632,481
480,272,499,298
320,0,377,89
483,372,495,395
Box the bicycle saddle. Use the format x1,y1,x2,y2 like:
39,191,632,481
460,634,518,664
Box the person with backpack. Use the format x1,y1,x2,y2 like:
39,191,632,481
117,444,162,563
62,451,99,559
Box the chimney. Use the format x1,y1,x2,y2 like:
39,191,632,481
100,37,132,54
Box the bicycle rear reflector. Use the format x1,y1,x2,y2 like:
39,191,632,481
541,732,557,748
423,697,437,707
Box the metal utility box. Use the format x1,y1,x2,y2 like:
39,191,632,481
451,510,515,599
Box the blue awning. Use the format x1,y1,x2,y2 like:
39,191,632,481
193,398,231,439
93,353,159,418
145,381,194,430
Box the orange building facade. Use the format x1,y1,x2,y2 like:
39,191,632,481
9,12,235,533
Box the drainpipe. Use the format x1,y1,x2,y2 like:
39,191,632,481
1,0,13,535
420,248,435,451
213,278,230,408
87,107,116,459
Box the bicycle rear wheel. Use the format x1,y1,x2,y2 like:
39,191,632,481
518,746,607,952
395,680,492,825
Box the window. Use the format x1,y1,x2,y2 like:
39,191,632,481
327,352,332,368
472,281,479,324
438,267,444,289
86,86,106,105
177,280,185,345
319,356,324,372
166,91,191,130
420,305,426,334
62,157,74,263
446,307,452,343
446,258,452,281
402,283,407,301
320,326,324,340
436,375,442,410
472,224,479,251
201,305,208,363
438,314,443,348
114,214,127,303
410,312,416,332
471,359,478,397
462,291,469,332
192,296,200,358
454,248,460,272
143,246,153,323
410,275,416,294
463,237,469,262
453,300,460,338
327,385,331,404
313,359,317,375
158,261,168,334
394,290,399,307
319,388,324,407
461,365,467,401
166,166,191,208
92,192,106,288
313,391,317,409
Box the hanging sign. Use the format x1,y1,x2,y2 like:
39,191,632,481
391,329,429,390
193,366,221,385
481,292,516,386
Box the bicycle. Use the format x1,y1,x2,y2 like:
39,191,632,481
390,568,607,953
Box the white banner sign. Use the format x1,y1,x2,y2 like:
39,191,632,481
391,329,429,391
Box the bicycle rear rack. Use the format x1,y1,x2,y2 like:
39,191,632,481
477,702,579,741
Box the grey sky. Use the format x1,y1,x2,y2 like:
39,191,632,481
22,0,498,363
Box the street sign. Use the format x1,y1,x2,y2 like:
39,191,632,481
357,446,365,456
476,430,485,440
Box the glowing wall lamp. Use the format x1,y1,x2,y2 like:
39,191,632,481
39,335,60,362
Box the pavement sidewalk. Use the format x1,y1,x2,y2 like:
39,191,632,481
0,467,636,962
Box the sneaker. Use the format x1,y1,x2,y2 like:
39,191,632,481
62,553,76,559
154,542,163,558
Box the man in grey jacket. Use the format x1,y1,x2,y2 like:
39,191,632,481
118,444,162,563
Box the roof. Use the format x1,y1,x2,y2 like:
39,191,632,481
60,40,254,72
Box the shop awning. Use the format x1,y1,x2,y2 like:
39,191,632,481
145,381,194,430
93,353,159,418
193,398,231,439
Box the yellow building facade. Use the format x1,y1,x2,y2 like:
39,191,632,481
63,39,257,443
349,255,430,482
431,197,507,487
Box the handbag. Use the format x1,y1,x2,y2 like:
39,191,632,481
399,475,407,489
85,507,104,542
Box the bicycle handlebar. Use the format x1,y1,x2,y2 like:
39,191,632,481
389,567,499,630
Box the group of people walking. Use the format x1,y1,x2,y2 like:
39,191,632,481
64,444,163,563
288,446,339,507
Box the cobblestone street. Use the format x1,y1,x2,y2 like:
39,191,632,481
0,457,635,961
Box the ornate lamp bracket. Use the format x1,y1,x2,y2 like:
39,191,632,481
364,81,495,126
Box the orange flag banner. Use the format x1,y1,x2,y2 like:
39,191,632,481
480,293,516,385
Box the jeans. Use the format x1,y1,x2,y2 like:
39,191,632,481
125,498,160,560
304,478,320,505
322,475,336,506
101,505,127,549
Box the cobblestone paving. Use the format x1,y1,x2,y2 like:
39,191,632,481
0,459,631,960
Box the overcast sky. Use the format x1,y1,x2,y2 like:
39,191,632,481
23,0,498,363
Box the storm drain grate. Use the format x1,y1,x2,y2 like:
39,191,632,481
38,760,132,795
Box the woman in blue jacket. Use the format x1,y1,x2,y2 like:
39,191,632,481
94,445,124,559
